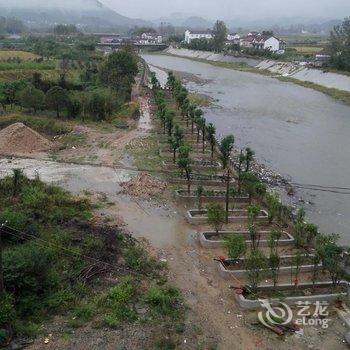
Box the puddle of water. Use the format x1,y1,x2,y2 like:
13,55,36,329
0,158,136,196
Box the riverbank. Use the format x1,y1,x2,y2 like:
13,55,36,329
164,48,350,105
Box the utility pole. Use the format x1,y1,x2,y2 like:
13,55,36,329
0,223,4,295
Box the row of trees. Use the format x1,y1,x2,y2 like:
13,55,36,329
151,70,348,295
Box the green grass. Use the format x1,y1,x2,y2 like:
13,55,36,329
277,76,350,105
126,135,162,172
0,61,55,71
0,113,70,135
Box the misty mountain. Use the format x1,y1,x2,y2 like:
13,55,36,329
153,13,213,29
0,0,151,30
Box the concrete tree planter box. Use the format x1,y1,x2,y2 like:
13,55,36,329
175,189,249,205
217,256,321,280
186,209,269,225
168,178,226,187
234,281,349,310
199,230,294,248
162,160,221,172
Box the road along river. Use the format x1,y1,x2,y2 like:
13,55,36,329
143,53,350,245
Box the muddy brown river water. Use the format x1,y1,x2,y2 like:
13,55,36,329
144,53,350,245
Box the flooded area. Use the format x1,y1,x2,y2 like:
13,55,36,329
0,158,135,195
143,53,350,244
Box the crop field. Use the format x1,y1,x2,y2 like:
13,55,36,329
0,50,40,60
289,46,322,54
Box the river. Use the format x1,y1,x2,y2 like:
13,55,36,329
143,53,350,245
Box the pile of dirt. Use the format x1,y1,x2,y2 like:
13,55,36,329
0,122,52,154
122,172,166,198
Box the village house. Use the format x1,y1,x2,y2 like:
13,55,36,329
139,32,163,44
184,29,213,44
240,32,285,53
226,33,241,45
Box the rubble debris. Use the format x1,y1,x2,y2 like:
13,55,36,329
121,172,166,198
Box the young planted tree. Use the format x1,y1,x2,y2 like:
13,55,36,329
247,205,261,250
195,185,204,210
224,235,247,261
45,86,68,118
316,234,344,287
170,125,184,163
12,168,23,197
266,192,281,224
245,249,267,293
311,252,321,289
240,172,266,204
207,203,226,234
198,117,207,153
293,208,307,248
206,123,217,159
165,110,175,136
194,109,203,137
237,150,246,194
178,153,192,194
269,251,280,288
244,147,255,172
291,251,304,289
219,134,235,169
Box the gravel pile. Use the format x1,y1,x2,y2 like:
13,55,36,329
0,122,52,154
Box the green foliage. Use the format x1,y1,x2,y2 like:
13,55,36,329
266,192,280,223
17,84,45,112
99,47,138,101
124,245,160,275
244,249,267,293
45,85,68,118
206,203,225,233
330,17,350,72
144,285,180,316
219,134,234,169
224,235,247,260
102,277,137,327
212,20,228,52
0,293,16,329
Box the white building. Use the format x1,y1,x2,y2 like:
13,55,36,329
140,33,163,44
184,30,213,44
252,35,284,53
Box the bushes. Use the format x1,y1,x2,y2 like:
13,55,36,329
3,242,56,316
144,285,181,316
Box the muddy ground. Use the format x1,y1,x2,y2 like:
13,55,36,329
1,89,349,350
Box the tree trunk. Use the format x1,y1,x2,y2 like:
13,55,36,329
56,108,60,118
173,149,176,164
225,169,230,224
211,144,214,159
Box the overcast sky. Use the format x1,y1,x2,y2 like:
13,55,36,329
103,0,350,20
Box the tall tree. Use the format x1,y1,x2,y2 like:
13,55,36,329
330,17,350,72
212,20,228,52
45,86,68,118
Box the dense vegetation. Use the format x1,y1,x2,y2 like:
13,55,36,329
330,17,350,72
0,172,183,345
0,44,139,122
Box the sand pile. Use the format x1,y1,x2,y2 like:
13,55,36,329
0,122,52,154
122,172,166,198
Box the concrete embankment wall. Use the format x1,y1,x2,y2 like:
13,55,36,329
165,48,350,93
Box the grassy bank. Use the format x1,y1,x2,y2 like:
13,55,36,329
0,172,185,347
161,52,273,76
277,76,350,106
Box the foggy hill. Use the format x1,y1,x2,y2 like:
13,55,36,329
0,0,150,29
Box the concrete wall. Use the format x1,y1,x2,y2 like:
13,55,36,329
199,230,294,248
186,209,269,225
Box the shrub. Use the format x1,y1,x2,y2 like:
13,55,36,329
74,303,96,322
3,242,56,316
0,293,16,329
144,285,180,316
207,203,225,233
224,235,247,260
